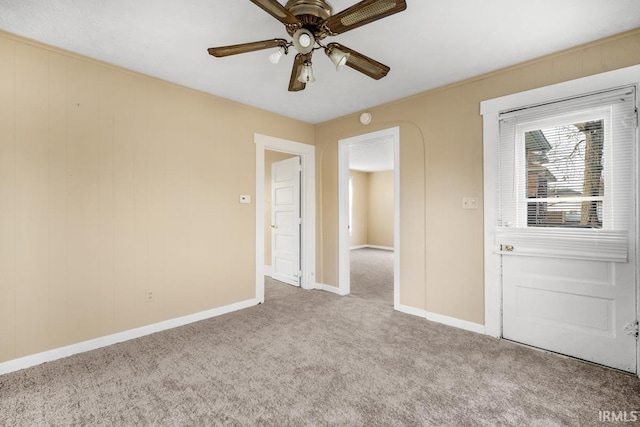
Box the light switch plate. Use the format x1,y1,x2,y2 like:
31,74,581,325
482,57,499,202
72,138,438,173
462,196,478,210
240,195,251,204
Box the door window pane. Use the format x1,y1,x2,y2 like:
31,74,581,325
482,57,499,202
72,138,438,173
525,119,604,228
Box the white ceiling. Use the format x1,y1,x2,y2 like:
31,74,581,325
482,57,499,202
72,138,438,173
349,136,394,172
1,1,639,124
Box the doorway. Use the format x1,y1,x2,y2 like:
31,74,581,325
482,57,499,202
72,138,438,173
481,65,640,375
338,127,400,308
255,134,316,303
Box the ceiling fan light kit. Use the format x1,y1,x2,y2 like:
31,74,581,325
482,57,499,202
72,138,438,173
297,61,316,83
208,0,407,91
269,46,287,63
326,46,350,70
293,28,315,54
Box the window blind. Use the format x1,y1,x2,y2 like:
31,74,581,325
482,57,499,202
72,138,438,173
496,86,636,262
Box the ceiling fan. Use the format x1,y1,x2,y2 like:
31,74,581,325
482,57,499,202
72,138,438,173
207,0,407,92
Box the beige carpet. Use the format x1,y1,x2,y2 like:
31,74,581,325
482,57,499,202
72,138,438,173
1,248,639,425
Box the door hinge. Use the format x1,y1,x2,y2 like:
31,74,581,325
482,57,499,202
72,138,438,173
298,218,302,225
624,321,639,339
297,164,302,172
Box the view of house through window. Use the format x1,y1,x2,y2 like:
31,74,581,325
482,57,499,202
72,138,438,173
525,118,605,229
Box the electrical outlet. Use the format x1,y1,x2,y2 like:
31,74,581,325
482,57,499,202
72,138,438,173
145,290,153,302
462,196,479,210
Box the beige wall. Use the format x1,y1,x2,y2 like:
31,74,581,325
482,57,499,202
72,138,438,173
314,28,640,325
368,171,394,248
349,170,394,248
349,170,369,247
264,151,297,267
0,32,314,363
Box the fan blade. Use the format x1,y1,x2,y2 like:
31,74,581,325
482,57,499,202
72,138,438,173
327,43,390,80
208,39,288,58
288,53,310,92
289,53,311,92
250,0,301,25
324,0,407,35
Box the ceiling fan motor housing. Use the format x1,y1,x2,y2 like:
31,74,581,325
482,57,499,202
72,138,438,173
286,0,332,19
285,0,332,35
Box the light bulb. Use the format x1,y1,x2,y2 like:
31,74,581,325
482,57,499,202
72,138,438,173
293,29,315,54
299,34,311,48
269,47,284,64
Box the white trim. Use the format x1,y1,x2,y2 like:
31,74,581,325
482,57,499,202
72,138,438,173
263,265,272,276
367,245,394,251
481,65,640,117
338,140,351,295
319,283,348,296
0,298,259,376
481,64,640,377
338,127,401,309
396,304,428,319
393,131,401,310
255,134,317,303
424,311,487,335
350,244,394,251
350,244,369,250
395,304,485,334
482,108,502,338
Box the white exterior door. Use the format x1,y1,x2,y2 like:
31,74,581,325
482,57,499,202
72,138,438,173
499,91,637,373
271,156,301,286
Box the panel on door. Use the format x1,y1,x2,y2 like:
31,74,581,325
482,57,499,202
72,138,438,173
503,254,636,372
271,156,301,286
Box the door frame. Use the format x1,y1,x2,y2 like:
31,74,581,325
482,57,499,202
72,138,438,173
481,64,640,376
338,126,400,308
255,134,316,303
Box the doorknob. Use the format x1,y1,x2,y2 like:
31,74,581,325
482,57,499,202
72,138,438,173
504,245,514,252
270,224,278,229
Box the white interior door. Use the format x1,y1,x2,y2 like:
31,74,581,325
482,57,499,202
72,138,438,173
271,156,301,286
500,95,637,373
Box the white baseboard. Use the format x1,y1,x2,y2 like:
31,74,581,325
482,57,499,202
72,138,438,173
367,245,394,251
0,298,260,376
263,265,272,276
318,283,348,296
424,311,486,335
395,304,428,318
350,245,394,251
395,304,486,335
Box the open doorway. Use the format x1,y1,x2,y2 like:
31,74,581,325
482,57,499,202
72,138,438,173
338,127,400,307
254,134,316,303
